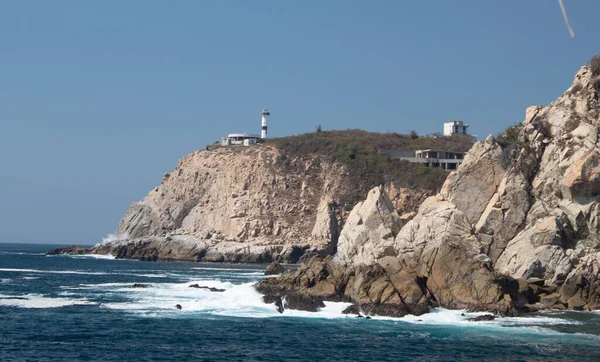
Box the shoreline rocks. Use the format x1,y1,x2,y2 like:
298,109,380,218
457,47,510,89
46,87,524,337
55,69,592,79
265,262,286,275
46,245,92,255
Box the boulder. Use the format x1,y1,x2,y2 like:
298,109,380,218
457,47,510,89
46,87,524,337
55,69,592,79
265,262,286,275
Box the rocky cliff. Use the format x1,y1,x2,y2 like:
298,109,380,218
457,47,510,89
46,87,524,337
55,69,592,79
257,63,600,316
87,141,435,263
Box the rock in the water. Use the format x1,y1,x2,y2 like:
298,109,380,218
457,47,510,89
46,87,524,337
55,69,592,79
188,284,225,292
467,314,495,322
130,283,152,288
265,262,286,275
46,245,93,255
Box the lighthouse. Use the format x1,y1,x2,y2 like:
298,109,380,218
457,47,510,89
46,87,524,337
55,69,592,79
261,108,270,139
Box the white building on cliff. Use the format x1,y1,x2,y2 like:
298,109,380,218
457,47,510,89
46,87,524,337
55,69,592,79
221,108,270,146
443,120,469,136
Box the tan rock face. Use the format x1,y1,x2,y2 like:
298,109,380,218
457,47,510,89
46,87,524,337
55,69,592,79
105,146,350,261
100,144,433,263
333,186,402,266
118,146,341,243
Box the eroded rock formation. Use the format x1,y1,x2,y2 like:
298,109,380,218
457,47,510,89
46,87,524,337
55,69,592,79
257,64,600,316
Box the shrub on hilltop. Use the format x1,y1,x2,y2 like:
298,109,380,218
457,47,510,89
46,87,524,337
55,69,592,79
268,129,475,200
590,55,600,76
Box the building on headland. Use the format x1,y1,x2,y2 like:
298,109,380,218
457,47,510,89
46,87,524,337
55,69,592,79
221,133,262,146
380,148,465,171
221,108,270,146
444,120,469,136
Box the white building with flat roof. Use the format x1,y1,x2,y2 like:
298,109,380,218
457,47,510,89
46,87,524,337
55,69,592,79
391,149,465,171
221,133,261,146
444,120,469,136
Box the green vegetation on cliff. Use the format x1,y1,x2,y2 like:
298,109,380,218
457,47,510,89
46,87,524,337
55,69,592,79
268,129,475,194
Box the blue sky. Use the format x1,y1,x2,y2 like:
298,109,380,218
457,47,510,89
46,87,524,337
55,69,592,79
1,1,599,244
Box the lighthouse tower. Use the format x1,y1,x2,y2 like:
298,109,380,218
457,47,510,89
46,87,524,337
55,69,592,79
261,108,270,139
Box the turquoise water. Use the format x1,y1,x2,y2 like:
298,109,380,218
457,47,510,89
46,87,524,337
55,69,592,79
1,243,599,361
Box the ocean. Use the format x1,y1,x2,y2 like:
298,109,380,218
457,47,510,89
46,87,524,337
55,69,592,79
1,243,599,361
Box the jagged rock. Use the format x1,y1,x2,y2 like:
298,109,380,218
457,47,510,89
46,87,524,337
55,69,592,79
265,262,286,275
333,186,403,266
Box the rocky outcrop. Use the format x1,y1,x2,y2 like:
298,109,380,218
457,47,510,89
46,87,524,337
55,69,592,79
57,138,434,262
332,187,403,266
46,245,92,255
258,63,600,316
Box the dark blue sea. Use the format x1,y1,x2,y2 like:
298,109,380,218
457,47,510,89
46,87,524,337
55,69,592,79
1,243,600,361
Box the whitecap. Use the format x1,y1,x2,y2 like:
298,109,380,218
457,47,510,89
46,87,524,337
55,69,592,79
0,293,97,308
67,254,116,260
0,251,43,256
0,278,11,284
124,273,171,278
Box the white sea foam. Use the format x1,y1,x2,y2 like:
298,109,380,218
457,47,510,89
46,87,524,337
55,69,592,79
95,278,355,319
0,293,96,308
76,275,592,338
78,282,134,288
125,273,171,278
22,277,40,280
68,254,116,260
0,268,41,273
0,278,11,284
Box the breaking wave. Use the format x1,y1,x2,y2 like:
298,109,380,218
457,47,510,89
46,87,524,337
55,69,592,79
66,254,116,260
100,233,129,244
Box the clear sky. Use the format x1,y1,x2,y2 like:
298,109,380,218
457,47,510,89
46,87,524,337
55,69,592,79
1,1,599,244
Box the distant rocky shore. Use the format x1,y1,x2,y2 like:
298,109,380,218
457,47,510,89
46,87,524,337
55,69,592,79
50,60,600,318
